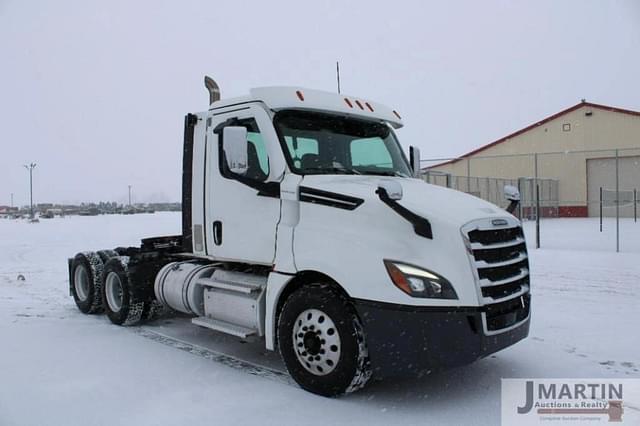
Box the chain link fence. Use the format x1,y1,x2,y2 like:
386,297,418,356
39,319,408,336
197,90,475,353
421,147,640,252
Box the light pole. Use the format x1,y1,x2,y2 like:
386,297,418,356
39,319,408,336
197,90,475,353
128,185,132,207
23,163,36,218
10,192,13,208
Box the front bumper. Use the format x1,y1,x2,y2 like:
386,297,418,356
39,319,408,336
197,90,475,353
353,293,530,377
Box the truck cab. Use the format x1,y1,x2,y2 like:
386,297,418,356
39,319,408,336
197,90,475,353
69,79,530,397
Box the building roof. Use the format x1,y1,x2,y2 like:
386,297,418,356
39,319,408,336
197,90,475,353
428,101,640,168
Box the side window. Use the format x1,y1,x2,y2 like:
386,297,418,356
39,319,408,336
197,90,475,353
221,118,269,182
350,137,393,169
285,136,319,169
247,130,269,179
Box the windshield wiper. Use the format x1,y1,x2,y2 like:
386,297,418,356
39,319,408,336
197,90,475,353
303,167,362,175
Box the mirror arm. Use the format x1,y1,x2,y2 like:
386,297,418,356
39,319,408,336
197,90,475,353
376,187,433,239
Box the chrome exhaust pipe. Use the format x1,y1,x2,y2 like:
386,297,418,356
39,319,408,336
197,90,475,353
204,75,221,104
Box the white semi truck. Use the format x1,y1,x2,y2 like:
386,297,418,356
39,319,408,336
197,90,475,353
68,78,530,396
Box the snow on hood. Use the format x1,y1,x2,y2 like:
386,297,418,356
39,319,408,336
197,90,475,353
300,175,512,227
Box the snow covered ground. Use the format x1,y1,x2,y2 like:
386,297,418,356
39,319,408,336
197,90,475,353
0,213,638,425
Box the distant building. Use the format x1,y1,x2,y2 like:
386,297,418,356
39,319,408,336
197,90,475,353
427,101,640,217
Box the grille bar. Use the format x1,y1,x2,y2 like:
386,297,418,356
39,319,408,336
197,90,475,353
467,226,523,245
469,236,525,250
479,268,529,288
481,276,529,299
475,251,528,268
482,285,529,304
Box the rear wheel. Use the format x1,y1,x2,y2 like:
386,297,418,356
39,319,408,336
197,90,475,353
101,257,145,326
278,284,371,397
71,252,104,314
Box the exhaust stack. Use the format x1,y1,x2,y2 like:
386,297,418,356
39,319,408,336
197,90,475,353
204,76,221,104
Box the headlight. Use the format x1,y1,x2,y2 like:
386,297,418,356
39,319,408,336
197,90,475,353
383,260,458,299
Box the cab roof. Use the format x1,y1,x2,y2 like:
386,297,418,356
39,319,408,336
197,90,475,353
210,87,404,129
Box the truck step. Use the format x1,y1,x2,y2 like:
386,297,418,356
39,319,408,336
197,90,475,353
196,270,267,295
191,317,256,338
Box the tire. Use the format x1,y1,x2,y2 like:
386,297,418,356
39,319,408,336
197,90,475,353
143,300,170,322
96,249,119,264
278,284,371,397
101,256,146,326
70,252,105,314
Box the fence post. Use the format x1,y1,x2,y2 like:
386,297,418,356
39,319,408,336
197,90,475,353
534,153,539,221
536,184,540,249
599,186,603,232
466,158,471,193
485,177,489,202
517,178,523,220
615,149,619,253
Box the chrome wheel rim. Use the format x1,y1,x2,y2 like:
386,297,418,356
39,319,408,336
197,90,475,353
105,272,123,313
293,308,341,376
74,265,90,301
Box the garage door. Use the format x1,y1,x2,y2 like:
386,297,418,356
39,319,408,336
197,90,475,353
587,156,640,217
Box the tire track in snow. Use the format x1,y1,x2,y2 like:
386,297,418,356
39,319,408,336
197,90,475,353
133,327,295,386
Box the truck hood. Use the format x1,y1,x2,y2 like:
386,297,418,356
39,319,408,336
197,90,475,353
300,175,512,227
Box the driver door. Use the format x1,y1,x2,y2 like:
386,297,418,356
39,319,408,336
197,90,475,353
205,106,282,265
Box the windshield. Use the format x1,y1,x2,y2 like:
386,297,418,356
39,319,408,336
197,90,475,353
274,110,412,177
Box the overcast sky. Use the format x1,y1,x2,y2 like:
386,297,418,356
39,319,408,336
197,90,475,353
1,0,639,206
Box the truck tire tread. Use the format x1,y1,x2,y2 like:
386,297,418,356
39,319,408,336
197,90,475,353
102,256,146,326
70,251,105,314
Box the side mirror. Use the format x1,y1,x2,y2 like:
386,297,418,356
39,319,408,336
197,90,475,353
223,126,248,175
504,185,520,202
410,146,421,178
378,180,403,200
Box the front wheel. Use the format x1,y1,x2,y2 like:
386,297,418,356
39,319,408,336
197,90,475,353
278,284,371,397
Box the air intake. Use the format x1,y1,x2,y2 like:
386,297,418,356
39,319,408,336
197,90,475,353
204,75,221,104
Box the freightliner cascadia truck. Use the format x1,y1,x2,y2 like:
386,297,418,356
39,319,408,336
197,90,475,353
68,77,530,396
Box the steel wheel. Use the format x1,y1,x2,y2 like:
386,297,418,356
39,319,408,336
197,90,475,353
278,284,372,396
73,265,90,302
293,308,342,376
105,272,124,313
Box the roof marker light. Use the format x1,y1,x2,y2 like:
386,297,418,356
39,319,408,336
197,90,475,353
365,102,374,112
355,100,364,110
393,110,402,119
296,90,305,101
344,98,353,108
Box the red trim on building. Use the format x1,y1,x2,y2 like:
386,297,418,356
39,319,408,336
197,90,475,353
520,206,588,218
428,101,640,168
558,206,589,218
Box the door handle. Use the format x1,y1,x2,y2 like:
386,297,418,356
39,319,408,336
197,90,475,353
213,221,222,245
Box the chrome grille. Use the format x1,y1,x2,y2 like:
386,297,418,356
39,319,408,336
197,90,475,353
463,219,531,334
467,225,529,303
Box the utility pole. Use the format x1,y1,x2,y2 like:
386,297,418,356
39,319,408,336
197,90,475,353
10,192,13,208
336,61,341,94
128,185,132,207
23,163,36,218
